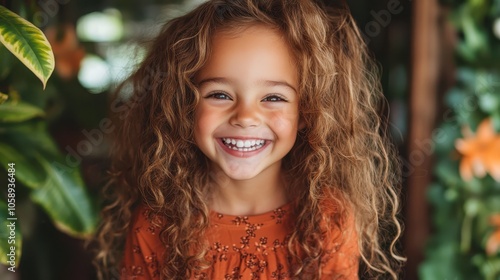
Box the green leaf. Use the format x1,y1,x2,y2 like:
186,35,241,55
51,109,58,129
0,120,60,161
478,92,499,113
493,0,500,16
433,123,462,156
419,240,465,280
0,142,46,189
0,5,54,88
0,101,44,122
464,198,483,216
456,8,490,62
30,154,97,237
0,199,22,268
492,111,500,132
0,92,7,104
435,158,461,184
1,120,97,236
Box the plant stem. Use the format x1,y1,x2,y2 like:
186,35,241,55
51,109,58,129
461,213,473,253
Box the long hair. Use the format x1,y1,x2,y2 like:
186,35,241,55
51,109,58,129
93,0,405,278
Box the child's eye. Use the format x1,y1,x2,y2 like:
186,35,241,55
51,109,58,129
262,95,288,102
206,92,232,100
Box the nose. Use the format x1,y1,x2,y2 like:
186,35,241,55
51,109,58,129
229,101,261,128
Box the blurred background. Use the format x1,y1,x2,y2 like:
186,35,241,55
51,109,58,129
0,0,499,279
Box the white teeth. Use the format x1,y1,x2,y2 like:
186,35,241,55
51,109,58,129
236,140,244,148
221,138,266,151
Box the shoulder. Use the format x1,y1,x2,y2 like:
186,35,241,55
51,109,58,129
319,198,360,279
127,203,165,251
132,204,165,234
121,204,165,279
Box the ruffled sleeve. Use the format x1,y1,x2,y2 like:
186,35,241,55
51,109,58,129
121,205,165,280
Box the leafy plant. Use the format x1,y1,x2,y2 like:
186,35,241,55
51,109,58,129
0,4,97,270
0,5,54,88
420,0,500,279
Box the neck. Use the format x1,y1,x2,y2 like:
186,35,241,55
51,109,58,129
209,165,288,216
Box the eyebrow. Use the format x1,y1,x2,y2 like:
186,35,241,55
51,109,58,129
197,77,297,93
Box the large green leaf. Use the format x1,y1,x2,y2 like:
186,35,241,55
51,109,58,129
0,120,60,156
0,5,54,88
1,120,98,236
31,154,97,237
0,199,22,268
0,101,44,122
0,142,46,189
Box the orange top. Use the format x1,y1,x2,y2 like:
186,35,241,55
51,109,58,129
121,203,359,279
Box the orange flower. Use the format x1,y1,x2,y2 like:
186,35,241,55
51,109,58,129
455,118,500,182
486,214,500,255
45,24,86,80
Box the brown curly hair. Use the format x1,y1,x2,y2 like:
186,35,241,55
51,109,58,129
93,0,405,279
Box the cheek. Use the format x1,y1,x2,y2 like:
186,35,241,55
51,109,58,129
269,109,300,138
194,108,209,141
194,106,220,140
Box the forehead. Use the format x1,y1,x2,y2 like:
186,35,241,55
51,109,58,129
196,25,298,88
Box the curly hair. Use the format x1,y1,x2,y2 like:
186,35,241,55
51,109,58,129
93,0,405,279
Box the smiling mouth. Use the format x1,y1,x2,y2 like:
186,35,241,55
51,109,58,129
221,138,267,152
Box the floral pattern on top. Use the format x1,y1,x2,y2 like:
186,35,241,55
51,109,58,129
121,203,359,279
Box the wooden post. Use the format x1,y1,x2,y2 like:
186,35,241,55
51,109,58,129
405,0,441,278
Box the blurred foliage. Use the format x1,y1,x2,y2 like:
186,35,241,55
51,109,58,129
0,2,97,271
420,0,500,279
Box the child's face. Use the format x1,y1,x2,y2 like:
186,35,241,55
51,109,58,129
194,25,300,182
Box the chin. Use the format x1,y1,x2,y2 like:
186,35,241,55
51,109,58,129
221,168,260,181
225,173,258,181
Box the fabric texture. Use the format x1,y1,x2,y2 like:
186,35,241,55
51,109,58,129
121,203,359,279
